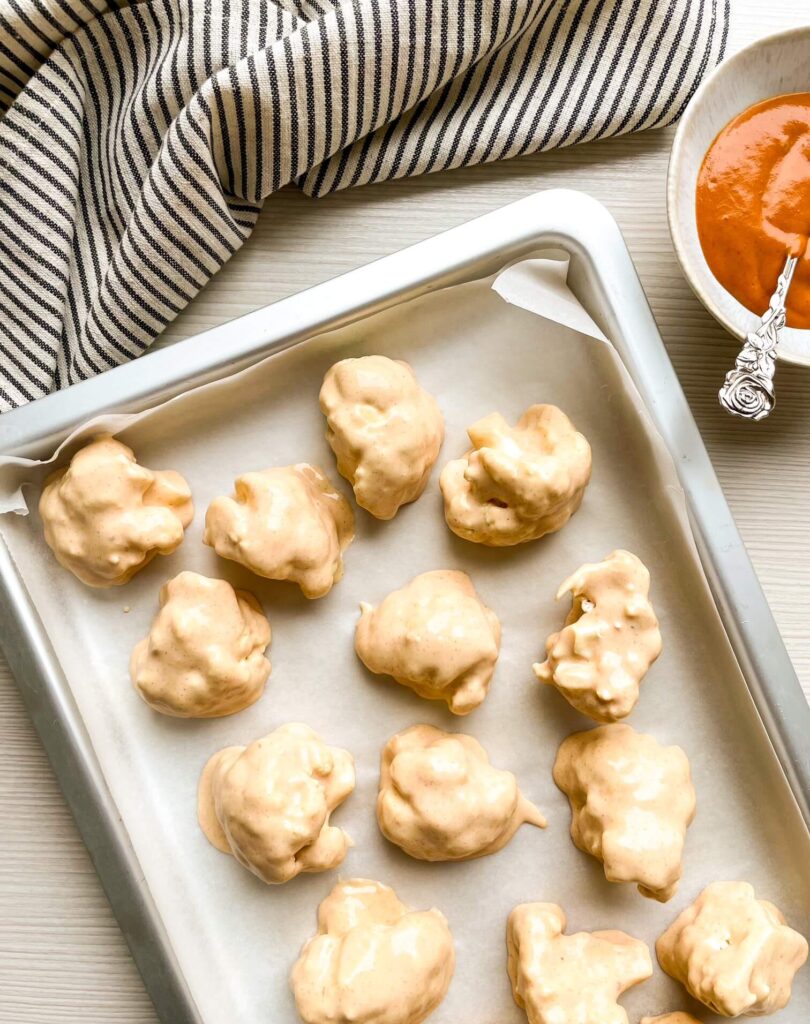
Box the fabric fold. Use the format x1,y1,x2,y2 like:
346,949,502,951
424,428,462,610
0,0,729,410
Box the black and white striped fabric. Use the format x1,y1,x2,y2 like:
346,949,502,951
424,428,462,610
0,0,729,410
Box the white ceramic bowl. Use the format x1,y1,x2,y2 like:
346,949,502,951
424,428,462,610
668,27,810,365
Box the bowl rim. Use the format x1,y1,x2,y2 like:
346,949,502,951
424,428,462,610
667,24,810,361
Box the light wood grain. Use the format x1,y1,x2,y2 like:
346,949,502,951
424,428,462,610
2,4,808,1020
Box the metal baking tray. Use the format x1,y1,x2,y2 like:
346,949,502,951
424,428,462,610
1,190,808,1024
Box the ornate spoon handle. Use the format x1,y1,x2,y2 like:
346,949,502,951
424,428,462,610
718,254,798,421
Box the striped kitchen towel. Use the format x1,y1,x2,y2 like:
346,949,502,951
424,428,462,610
0,0,728,410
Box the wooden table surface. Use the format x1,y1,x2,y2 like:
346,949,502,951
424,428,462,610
2,4,808,1020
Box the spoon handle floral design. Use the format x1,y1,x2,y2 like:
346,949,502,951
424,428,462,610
718,254,798,421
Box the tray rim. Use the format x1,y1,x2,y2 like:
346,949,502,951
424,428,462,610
1,188,808,1024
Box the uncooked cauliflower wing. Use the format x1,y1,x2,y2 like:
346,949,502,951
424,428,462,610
197,723,355,884
377,724,545,861
507,901,652,1024
203,463,354,598
534,549,661,722
440,404,591,546
319,355,444,520
355,569,501,714
656,880,808,1017
291,878,455,1024
130,571,271,718
553,723,695,902
39,435,193,586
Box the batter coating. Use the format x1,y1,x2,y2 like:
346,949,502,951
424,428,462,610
439,404,591,546
319,355,444,519
355,569,501,714
377,724,546,862
507,902,652,1024
553,724,695,902
656,881,808,1017
291,878,455,1024
197,724,355,884
130,571,271,718
203,464,354,598
641,1015,703,1024
534,550,662,722
39,435,193,587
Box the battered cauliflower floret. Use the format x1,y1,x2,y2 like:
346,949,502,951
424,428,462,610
355,570,501,714
291,878,455,1024
377,724,546,862
203,464,354,599
319,355,444,520
534,550,662,722
641,1015,704,1024
39,435,193,587
553,724,696,902
439,404,591,546
507,902,652,1024
197,724,355,884
656,881,808,1017
130,571,271,718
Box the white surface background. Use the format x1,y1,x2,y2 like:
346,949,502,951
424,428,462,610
1,3,809,1021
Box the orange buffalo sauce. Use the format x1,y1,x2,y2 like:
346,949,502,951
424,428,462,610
696,93,810,329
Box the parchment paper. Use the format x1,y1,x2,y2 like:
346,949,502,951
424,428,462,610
1,260,808,1024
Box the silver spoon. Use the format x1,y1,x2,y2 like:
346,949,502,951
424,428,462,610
718,252,798,420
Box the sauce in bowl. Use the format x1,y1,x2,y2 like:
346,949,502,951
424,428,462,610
696,92,810,329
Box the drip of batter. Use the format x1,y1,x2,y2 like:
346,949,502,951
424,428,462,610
641,1015,703,1024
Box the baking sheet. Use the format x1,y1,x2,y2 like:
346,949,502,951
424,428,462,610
1,259,808,1024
